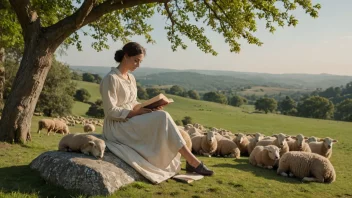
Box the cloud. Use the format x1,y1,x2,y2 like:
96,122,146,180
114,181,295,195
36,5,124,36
340,35,352,40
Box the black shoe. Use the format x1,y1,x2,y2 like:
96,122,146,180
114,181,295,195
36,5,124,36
186,161,214,176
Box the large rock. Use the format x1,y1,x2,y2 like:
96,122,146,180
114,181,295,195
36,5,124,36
30,150,146,196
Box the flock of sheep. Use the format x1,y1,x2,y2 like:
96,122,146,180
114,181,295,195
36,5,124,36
34,114,338,184
36,116,102,136
178,123,338,183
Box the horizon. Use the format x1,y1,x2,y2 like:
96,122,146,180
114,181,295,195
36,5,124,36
59,0,352,76
70,65,352,77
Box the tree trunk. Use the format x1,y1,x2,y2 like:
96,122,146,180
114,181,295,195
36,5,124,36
0,24,54,143
0,48,5,111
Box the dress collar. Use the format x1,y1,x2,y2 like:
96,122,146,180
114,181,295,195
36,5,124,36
111,67,131,83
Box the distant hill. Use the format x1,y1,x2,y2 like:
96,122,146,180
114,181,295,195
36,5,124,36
70,66,352,90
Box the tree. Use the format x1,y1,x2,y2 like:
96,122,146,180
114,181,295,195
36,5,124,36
0,0,321,143
74,88,91,103
278,96,297,115
86,99,105,118
187,90,200,100
35,59,76,117
169,85,184,96
82,73,95,83
335,99,352,122
137,85,149,100
146,88,162,98
254,98,277,114
297,96,334,119
203,91,227,104
229,95,247,107
71,71,82,81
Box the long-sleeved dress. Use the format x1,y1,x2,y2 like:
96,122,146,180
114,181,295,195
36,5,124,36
100,67,186,184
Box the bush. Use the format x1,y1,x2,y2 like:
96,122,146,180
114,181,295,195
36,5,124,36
174,120,182,126
86,99,105,118
74,88,91,103
182,116,193,125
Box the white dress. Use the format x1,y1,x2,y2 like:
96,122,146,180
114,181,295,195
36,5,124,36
100,67,186,184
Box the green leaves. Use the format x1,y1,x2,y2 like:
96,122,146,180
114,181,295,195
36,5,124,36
1,0,321,55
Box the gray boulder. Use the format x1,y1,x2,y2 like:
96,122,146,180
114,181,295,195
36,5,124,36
30,150,146,196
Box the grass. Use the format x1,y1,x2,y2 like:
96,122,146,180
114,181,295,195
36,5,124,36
1,83,352,197
239,86,312,96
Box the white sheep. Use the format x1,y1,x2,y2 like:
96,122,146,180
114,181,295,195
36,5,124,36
179,128,192,151
188,127,203,138
309,137,338,159
286,134,311,152
247,132,264,155
37,119,56,134
256,133,289,156
58,133,106,159
53,120,70,135
83,123,96,132
191,131,217,157
277,151,336,183
249,145,280,169
234,133,250,156
306,136,319,143
216,138,240,159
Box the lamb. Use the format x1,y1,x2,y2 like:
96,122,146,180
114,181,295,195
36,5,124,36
256,133,289,156
37,119,56,134
179,129,192,151
277,151,336,183
234,133,250,156
216,138,240,159
247,132,264,155
191,131,217,157
83,123,96,132
286,134,311,152
309,137,338,159
58,134,106,159
249,145,280,169
53,120,70,135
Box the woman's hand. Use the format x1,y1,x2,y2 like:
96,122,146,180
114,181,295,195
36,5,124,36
127,107,152,118
152,105,164,111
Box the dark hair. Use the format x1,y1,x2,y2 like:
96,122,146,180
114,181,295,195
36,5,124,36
114,42,146,62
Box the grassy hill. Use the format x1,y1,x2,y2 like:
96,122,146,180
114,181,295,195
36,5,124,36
1,82,352,197
70,66,352,90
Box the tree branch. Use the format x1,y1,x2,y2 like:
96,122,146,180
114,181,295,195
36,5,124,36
164,2,177,33
9,0,37,34
45,0,166,49
75,0,96,28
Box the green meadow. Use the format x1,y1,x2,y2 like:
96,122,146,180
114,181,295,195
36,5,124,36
0,81,351,198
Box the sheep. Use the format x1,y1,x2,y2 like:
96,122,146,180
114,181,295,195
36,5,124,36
309,137,338,159
58,133,106,159
53,120,70,135
286,134,311,152
277,151,336,183
188,127,203,138
234,133,250,156
37,119,56,135
179,129,192,151
306,136,319,143
249,145,280,169
216,138,240,159
191,131,217,157
256,133,289,156
247,132,264,155
83,123,96,132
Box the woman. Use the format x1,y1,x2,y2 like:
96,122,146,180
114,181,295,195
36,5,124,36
100,42,213,184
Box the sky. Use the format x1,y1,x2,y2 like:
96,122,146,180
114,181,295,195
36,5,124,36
58,0,352,76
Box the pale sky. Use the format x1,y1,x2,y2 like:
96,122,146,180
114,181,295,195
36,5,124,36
58,0,352,76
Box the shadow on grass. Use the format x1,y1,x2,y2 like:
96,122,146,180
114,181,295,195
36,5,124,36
0,165,86,198
212,161,301,184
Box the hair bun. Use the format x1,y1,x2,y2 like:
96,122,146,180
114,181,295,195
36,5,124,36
114,50,124,62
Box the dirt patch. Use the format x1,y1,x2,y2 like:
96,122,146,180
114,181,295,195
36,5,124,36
0,142,11,149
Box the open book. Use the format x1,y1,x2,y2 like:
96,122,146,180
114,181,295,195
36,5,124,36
140,93,174,110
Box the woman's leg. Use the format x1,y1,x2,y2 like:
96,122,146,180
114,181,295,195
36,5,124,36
178,145,214,176
178,146,200,167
